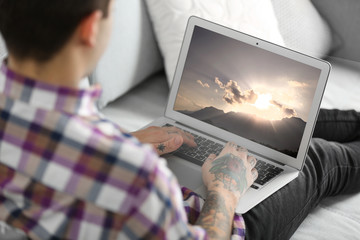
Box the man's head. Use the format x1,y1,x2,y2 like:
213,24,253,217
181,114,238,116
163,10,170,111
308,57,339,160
0,0,112,63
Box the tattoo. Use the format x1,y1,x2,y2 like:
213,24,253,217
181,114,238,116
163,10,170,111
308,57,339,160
196,191,232,238
157,144,166,152
210,153,247,193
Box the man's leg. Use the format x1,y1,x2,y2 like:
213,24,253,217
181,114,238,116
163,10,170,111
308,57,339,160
243,109,360,240
313,109,360,143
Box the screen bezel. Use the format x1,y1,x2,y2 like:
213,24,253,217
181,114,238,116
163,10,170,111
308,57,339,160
165,16,331,171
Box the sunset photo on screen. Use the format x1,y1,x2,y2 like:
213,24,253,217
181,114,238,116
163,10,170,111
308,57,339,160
174,26,321,158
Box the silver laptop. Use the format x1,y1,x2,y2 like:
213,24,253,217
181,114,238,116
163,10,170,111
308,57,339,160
148,16,330,213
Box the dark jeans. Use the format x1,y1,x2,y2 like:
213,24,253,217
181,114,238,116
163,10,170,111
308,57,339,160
243,109,360,240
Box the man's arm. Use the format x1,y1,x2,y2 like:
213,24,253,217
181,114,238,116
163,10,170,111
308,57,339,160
197,144,258,239
132,129,257,238
196,189,236,238
132,126,197,155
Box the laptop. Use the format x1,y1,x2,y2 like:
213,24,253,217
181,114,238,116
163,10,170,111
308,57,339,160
148,16,331,213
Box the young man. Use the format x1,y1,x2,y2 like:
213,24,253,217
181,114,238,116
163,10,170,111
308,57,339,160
0,0,257,239
0,1,359,240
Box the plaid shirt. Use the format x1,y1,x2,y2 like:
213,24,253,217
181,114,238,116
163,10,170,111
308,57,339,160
0,61,245,239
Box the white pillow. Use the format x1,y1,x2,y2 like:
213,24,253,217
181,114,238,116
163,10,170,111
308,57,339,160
91,0,163,108
271,0,333,58
145,0,285,84
311,0,360,62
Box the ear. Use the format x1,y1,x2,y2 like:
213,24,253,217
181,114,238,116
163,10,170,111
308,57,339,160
79,10,103,47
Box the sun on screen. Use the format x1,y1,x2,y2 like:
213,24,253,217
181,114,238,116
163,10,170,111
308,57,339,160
253,93,272,109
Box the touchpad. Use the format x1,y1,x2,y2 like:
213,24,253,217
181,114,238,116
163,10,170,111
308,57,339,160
166,155,203,191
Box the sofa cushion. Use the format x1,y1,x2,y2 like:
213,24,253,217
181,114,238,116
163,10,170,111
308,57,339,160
101,72,169,131
291,193,360,240
145,0,284,85
320,57,360,111
311,0,360,62
90,0,163,108
271,0,333,58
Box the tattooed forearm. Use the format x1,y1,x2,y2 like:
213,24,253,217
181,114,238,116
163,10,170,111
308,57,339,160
210,153,248,194
196,144,250,238
196,191,233,239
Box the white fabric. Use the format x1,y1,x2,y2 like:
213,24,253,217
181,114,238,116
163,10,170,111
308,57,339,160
311,0,360,62
271,0,333,58
91,0,163,108
291,194,360,239
101,73,168,132
321,57,360,111
145,0,284,84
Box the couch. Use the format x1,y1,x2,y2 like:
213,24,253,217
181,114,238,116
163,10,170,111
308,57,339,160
98,1,360,239
0,0,359,239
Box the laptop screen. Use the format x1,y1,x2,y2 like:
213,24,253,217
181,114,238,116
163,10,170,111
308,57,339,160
173,26,321,158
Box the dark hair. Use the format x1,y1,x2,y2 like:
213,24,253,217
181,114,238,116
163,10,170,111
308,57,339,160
0,0,110,62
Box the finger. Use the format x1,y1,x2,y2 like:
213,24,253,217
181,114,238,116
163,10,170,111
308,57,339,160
247,155,257,168
202,154,217,171
204,153,217,162
165,127,197,147
181,132,197,147
163,126,183,135
131,126,166,143
217,142,235,157
153,135,183,155
184,131,196,142
184,131,195,140
221,142,237,151
228,142,237,149
251,168,258,180
222,142,248,159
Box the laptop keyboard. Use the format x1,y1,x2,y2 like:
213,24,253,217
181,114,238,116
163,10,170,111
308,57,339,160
174,135,224,163
252,160,284,189
164,124,284,189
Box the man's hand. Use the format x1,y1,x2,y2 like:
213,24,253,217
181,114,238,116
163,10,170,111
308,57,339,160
202,142,258,201
131,126,197,155
196,142,258,239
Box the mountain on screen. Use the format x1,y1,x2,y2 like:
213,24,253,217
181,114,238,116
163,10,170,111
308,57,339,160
180,106,306,157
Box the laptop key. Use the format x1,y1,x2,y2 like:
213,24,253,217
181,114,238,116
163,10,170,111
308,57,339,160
255,179,266,185
253,159,284,186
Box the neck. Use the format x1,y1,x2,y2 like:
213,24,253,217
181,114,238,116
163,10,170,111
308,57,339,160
7,51,85,89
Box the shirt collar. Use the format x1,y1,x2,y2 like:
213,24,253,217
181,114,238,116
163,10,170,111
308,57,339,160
0,60,101,116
